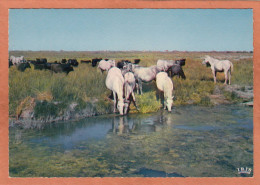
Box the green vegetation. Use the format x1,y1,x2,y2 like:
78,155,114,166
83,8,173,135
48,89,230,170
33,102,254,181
9,51,253,120
232,58,253,86
135,91,162,113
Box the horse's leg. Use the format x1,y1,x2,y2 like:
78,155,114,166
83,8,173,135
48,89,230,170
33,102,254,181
138,79,143,95
212,70,217,83
136,79,140,94
113,91,117,113
159,91,166,109
163,93,166,110
224,71,228,85
131,92,139,111
135,82,139,94
228,70,231,85
180,69,186,79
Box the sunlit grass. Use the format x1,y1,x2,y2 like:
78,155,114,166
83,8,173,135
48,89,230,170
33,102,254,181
9,51,253,118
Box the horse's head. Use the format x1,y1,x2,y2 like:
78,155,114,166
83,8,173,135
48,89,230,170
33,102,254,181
111,60,116,67
117,100,125,115
202,56,211,67
175,58,186,66
123,100,130,115
166,97,173,112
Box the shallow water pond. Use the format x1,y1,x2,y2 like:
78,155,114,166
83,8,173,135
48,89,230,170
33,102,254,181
9,105,253,177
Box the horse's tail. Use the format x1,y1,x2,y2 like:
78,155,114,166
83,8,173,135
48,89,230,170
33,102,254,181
230,62,234,73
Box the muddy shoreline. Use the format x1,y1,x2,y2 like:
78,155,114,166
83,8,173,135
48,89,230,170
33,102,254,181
9,84,253,129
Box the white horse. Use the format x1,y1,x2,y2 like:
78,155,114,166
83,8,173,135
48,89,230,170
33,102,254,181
10,56,25,65
98,59,115,73
156,72,174,112
202,55,233,85
123,72,138,114
132,65,160,94
157,59,175,72
157,59,186,72
105,67,125,115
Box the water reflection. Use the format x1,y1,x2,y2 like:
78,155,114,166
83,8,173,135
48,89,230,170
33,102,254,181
9,105,253,177
110,110,175,135
26,105,253,150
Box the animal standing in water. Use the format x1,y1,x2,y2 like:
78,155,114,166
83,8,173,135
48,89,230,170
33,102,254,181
105,67,125,115
123,72,138,114
156,72,174,112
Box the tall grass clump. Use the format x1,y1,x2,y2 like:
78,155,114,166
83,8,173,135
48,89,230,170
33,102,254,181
173,78,214,106
135,91,161,113
9,67,53,116
232,59,253,86
9,63,110,118
170,58,215,106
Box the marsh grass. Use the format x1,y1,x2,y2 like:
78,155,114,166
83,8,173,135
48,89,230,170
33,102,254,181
9,51,253,119
232,59,253,86
135,92,162,113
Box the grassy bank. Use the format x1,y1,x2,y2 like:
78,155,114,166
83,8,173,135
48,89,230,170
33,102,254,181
9,51,253,122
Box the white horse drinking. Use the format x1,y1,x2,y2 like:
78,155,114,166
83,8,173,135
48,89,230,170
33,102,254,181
105,67,125,115
156,72,174,112
202,55,233,85
123,72,138,114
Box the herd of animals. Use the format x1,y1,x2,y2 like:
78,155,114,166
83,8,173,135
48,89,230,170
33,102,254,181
9,55,234,115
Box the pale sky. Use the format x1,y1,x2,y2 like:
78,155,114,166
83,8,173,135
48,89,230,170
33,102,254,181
9,9,253,51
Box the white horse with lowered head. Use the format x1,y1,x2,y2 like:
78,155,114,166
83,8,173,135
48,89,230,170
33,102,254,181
105,67,125,115
202,55,233,85
123,72,139,114
156,72,174,112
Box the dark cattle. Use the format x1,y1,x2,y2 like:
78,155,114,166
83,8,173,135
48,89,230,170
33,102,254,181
117,60,132,69
175,58,186,66
33,63,46,70
17,62,31,72
117,61,125,69
68,59,79,67
104,59,109,61
32,63,53,70
50,64,74,74
81,60,91,64
9,59,13,68
45,63,52,70
53,61,61,64
61,59,67,63
134,59,141,64
124,60,132,64
167,64,186,79
36,58,47,64
27,60,37,64
92,58,102,67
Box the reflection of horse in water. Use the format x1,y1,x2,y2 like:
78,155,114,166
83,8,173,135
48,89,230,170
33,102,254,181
111,116,136,135
110,110,174,135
